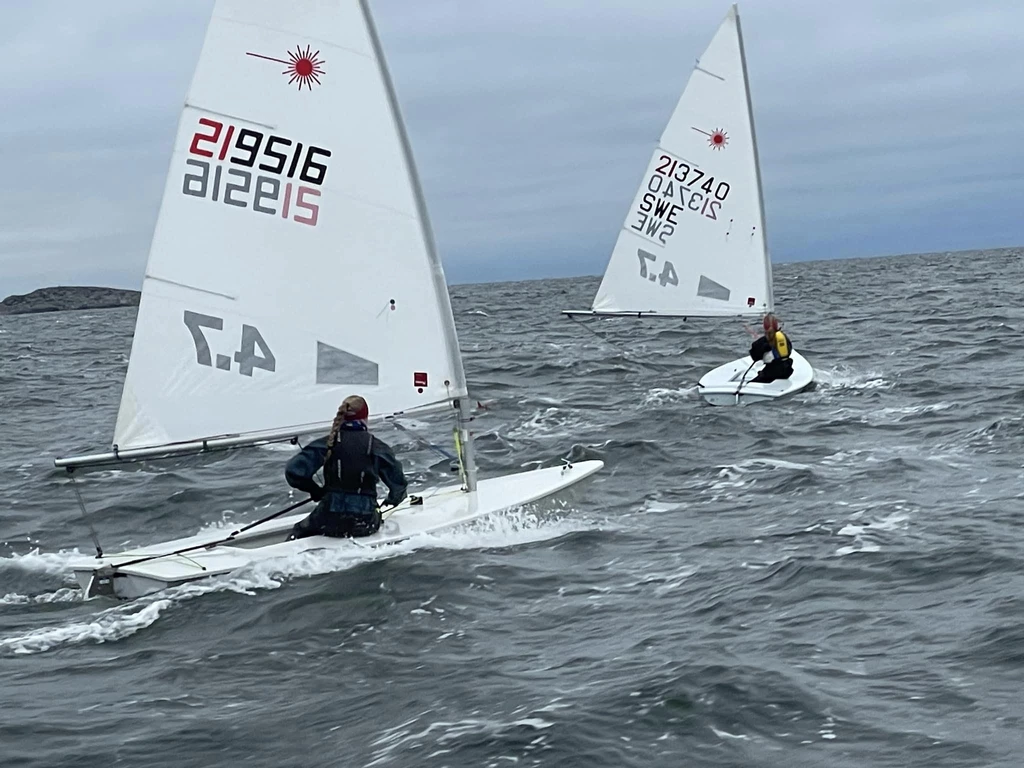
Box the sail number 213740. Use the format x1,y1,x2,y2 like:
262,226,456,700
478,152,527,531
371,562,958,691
629,152,730,246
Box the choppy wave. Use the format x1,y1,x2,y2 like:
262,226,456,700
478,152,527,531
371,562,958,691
2,249,1023,767
0,507,603,656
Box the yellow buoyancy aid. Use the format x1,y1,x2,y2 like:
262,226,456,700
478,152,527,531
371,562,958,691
772,331,790,359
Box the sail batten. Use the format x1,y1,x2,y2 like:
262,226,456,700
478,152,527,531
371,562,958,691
587,5,771,318
99,0,468,455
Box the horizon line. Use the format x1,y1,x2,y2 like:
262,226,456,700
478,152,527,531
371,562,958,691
4,244,1020,299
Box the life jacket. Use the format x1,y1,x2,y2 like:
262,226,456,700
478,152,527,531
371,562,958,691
771,331,791,360
323,430,377,496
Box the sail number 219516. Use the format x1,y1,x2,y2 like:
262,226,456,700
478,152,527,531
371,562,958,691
182,117,331,227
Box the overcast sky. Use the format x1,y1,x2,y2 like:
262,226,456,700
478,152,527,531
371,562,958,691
1,0,1021,294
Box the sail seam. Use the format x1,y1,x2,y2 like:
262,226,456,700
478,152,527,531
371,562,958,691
181,103,275,130
209,17,373,64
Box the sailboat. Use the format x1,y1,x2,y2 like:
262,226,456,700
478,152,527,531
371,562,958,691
55,0,602,600
563,4,814,406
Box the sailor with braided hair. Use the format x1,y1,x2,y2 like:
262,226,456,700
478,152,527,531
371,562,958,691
285,395,407,540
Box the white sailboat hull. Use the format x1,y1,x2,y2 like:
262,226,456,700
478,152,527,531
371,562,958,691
71,460,603,600
697,350,814,406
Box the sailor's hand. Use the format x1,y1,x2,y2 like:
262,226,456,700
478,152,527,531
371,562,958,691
309,485,325,502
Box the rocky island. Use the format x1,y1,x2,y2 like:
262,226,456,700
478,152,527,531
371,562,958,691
0,286,141,315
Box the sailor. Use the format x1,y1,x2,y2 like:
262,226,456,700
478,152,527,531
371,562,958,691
748,313,795,383
284,395,407,540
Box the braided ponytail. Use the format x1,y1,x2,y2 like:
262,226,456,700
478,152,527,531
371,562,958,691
326,395,370,457
326,404,348,450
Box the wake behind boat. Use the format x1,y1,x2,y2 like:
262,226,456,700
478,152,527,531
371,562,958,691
55,0,601,600
563,4,815,405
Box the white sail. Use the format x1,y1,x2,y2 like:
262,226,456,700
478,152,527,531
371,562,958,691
112,0,466,452
591,4,772,317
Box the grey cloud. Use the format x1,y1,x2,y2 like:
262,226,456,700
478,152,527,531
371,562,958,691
379,0,1023,272
0,0,1021,295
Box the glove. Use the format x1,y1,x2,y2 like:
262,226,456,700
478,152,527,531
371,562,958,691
309,485,325,502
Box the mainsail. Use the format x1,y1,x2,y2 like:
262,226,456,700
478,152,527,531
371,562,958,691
64,0,466,466
50,0,611,602
582,4,772,317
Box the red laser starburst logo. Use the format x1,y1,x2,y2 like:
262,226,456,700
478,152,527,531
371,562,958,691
692,126,729,150
246,45,326,91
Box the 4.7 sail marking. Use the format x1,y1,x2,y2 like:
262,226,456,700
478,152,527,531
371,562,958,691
183,311,276,376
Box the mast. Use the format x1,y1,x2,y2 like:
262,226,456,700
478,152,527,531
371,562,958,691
360,0,478,492
734,3,774,312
